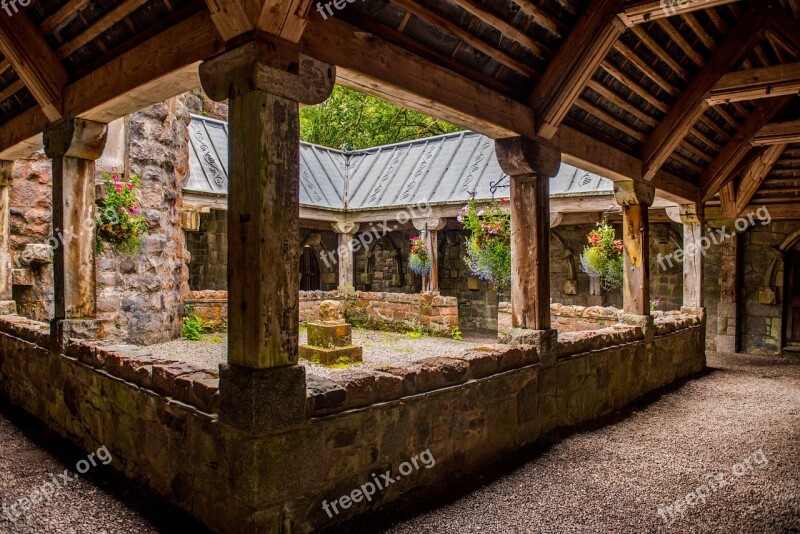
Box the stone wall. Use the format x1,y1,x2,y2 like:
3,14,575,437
185,290,228,329
354,231,420,293
300,290,459,335
0,308,705,533
186,210,227,291
499,302,624,336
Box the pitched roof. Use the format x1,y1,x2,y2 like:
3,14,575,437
185,115,614,211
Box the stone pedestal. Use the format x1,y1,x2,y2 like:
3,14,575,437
299,300,363,365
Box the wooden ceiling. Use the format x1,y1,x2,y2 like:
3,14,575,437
0,0,798,215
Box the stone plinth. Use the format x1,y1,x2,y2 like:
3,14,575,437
300,300,363,365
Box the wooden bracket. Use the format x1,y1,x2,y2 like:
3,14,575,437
495,136,561,178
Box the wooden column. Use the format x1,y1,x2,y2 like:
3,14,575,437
200,37,334,431
614,181,655,316
413,218,445,293
0,161,14,312
496,137,561,331
716,231,740,353
667,204,705,308
43,119,108,325
332,222,358,290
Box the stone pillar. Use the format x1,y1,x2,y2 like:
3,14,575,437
43,119,108,342
200,37,335,432
495,137,560,347
0,161,15,314
717,232,740,353
614,181,655,316
412,218,446,293
331,222,358,291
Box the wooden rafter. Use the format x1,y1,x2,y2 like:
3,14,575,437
720,181,737,218
700,95,793,202
618,0,741,26
735,143,788,213
529,0,625,139
707,63,800,105
641,7,774,181
39,0,91,35
0,79,24,104
0,11,67,121
56,0,150,59
753,119,800,146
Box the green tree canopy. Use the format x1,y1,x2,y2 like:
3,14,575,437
300,86,462,150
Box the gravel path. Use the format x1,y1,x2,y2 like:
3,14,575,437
148,329,498,378
339,351,800,533
0,401,209,534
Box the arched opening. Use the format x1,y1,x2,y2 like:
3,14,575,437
300,248,321,291
784,251,800,349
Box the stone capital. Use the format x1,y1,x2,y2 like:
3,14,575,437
43,118,108,160
412,218,446,232
199,37,335,104
495,136,561,178
666,203,704,224
331,221,359,235
614,180,655,208
0,160,12,187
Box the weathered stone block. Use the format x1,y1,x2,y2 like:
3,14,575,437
298,344,363,365
307,322,352,348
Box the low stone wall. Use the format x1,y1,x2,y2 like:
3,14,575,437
0,308,705,533
499,302,623,335
185,290,228,329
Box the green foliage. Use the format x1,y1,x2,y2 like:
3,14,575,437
407,324,425,339
408,235,431,277
96,173,148,255
300,86,462,150
182,315,203,341
450,326,463,341
459,199,512,290
210,335,223,344
580,222,624,292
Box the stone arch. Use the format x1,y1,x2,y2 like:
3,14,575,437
300,232,336,289
762,229,800,303
551,230,578,295
362,233,405,290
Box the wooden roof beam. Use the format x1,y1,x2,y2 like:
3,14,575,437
204,0,308,43
618,0,741,27
529,0,625,139
700,95,792,202
735,143,788,214
0,10,67,121
641,7,774,181
707,63,800,105
753,119,800,146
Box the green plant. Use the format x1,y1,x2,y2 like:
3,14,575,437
579,222,624,292
451,326,463,341
408,235,431,277
96,173,148,255
210,334,222,344
651,298,661,311
182,315,203,341
459,199,511,290
407,324,425,339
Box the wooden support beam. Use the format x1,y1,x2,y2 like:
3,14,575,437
619,0,741,26
752,120,800,146
667,204,705,308
735,143,788,214
412,218,446,292
39,0,91,35
203,0,254,41
0,161,13,305
707,63,800,105
529,0,625,139
0,10,67,121
641,8,774,181
331,222,358,290
614,181,655,315
720,181,737,218
496,137,561,331
700,96,792,202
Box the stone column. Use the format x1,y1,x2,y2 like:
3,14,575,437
200,37,334,432
43,119,108,342
614,181,655,316
331,222,358,291
412,218,445,293
495,137,560,347
717,232,740,353
0,161,15,314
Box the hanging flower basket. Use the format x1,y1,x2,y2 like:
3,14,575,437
579,222,624,292
96,173,148,255
408,235,431,277
459,199,511,291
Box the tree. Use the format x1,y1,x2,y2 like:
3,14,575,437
300,86,462,150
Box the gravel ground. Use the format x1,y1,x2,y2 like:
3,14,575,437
148,329,498,378
339,351,800,533
0,400,209,534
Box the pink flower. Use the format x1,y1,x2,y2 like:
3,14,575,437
115,183,122,193
500,198,508,204
112,174,119,182
127,183,134,190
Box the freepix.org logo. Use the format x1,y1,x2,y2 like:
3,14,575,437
1,0,31,17
659,0,697,17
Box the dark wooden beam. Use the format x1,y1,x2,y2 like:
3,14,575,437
642,7,774,181
752,119,800,146
618,0,742,26
735,143,788,214
707,63,800,105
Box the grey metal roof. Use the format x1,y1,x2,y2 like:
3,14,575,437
185,115,614,211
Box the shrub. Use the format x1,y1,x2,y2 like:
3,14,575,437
451,326,463,341
182,315,203,341
96,173,148,255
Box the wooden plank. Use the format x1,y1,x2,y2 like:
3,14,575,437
619,0,741,26
530,0,625,139
586,79,658,127
0,79,24,104
203,0,253,41
39,0,91,35
513,0,567,36
654,18,703,66
700,96,792,202
707,202,800,220
642,8,774,181
600,61,669,113
753,120,800,146
0,11,67,121
720,181,737,217
735,143,788,213
257,0,310,43
613,40,678,96
707,63,800,105
628,24,688,81
56,0,150,59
